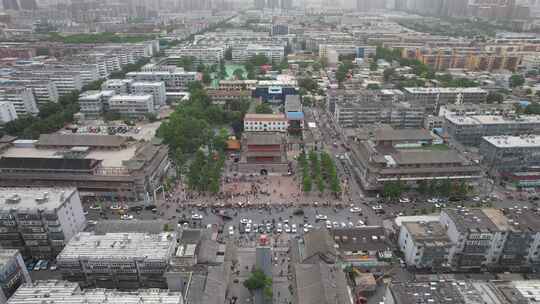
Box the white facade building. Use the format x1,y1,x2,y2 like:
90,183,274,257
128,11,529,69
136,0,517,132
130,82,167,107
0,249,31,304
0,188,86,259
0,87,38,116
108,95,154,116
126,70,199,91
244,113,288,132
0,101,17,124
8,280,183,304
232,44,285,63
101,79,133,94
166,46,224,65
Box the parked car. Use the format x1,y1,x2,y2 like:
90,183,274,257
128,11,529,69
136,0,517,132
40,260,49,270
33,260,42,271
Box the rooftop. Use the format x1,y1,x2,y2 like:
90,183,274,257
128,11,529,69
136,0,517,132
302,229,338,263
502,208,540,232
109,94,153,102
0,249,19,269
0,187,77,213
392,150,465,165
294,262,350,304
445,114,540,126
402,221,451,246
36,134,128,149
404,87,487,94
374,128,432,142
483,135,540,148
243,132,284,146
57,232,176,261
8,280,184,304
330,226,392,252
244,113,287,121
443,208,501,234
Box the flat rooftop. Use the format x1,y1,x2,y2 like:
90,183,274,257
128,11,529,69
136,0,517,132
483,135,540,148
404,87,487,94
8,280,183,304
0,249,19,269
0,187,77,213
443,208,501,234
244,113,286,121
445,114,540,126
402,222,451,246
1,145,138,167
374,128,432,142
57,232,176,260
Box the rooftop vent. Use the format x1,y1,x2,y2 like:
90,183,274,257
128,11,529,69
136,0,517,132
35,192,49,204
5,194,21,204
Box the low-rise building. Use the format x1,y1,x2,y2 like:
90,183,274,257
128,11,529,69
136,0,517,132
7,280,184,304
0,188,86,259
0,249,30,304
445,114,540,146
244,113,288,132
77,90,114,118
126,69,199,91
218,80,257,91
164,46,224,65
0,86,38,117
207,89,251,107
232,44,285,63
129,82,167,107
237,132,288,175
349,128,481,192
101,79,133,94
403,87,488,114
480,135,540,182
398,221,452,269
0,101,17,124
0,135,170,201
293,262,351,304
58,231,177,289
108,95,154,117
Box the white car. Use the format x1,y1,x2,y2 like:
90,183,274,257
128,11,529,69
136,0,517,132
277,223,283,233
315,214,328,221
356,220,365,227
291,224,297,233
350,207,362,213
121,214,133,220
348,222,354,228
191,214,203,220
399,197,410,203
240,218,249,224
228,226,234,236
340,222,347,228
332,221,339,228
245,223,252,233
325,220,332,229
472,196,481,202
284,224,291,233
89,205,101,210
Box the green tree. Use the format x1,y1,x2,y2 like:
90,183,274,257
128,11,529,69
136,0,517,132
366,83,380,90
486,91,504,104
202,71,212,85
298,78,319,92
255,103,273,114
383,181,403,199
243,269,272,298
233,68,244,80
369,61,378,71
383,68,395,81
525,102,540,114
249,54,270,66
509,74,525,88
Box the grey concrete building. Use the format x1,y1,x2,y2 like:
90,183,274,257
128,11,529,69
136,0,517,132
480,135,540,177
0,249,30,304
57,231,177,289
0,188,86,259
403,87,488,114
445,114,540,146
7,280,184,304
398,221,452,269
